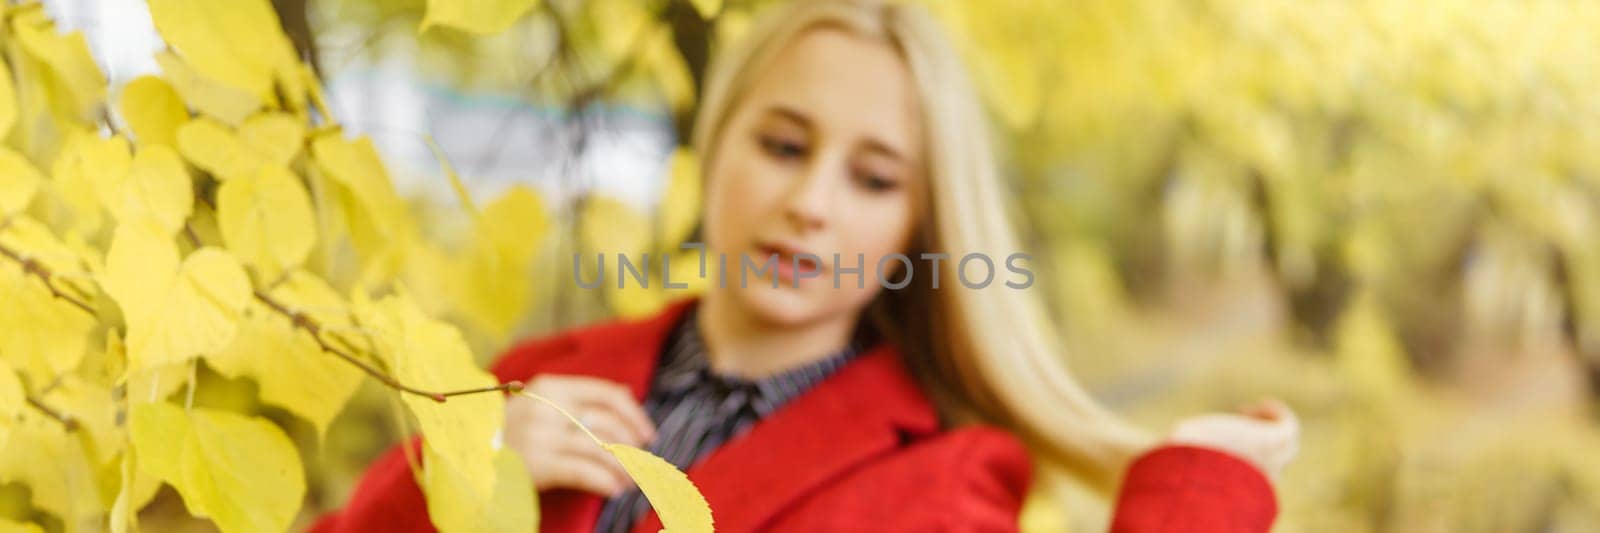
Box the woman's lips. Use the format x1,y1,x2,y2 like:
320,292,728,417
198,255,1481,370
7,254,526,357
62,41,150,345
756,243,821,285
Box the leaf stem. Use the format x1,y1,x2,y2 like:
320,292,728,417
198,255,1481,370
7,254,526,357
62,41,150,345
251,290,520,403
518,390,605,447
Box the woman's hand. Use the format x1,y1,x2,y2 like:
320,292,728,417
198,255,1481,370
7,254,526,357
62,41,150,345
1165,398,1300,480
503,375,658,496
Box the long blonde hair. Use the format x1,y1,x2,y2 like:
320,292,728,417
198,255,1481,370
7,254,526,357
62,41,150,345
690,0,1152,489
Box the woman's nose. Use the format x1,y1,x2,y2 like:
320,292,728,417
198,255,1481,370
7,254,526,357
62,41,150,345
781,162,834,232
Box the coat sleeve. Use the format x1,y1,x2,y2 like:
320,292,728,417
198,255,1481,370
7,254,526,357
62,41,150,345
923,427,1034,532
307,331,580,533
1110,444,1279,533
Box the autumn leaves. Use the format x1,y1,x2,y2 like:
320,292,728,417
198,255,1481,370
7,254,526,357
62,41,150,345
0,0,712,531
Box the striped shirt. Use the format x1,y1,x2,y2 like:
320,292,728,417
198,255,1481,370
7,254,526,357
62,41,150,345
593,308,869,533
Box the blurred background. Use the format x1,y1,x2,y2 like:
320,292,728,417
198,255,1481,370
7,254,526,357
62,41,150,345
31,0,1600,531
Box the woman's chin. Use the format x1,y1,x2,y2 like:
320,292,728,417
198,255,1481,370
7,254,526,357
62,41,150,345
730,279,831,326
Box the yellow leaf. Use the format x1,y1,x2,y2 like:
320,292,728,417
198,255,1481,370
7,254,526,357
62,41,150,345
177,114,304,182
99,225,251,372
1335,291,1414,402
118,76,189,148
421,447,538,533
659,148,701,246
606,277,667,320
38,378,121,464
712,11,752,58
311,134,415,268
0,359,21,436
0,148,44,215
0,518,43,533
177,112,304,183
457,186,548,338
217,165,316,277
606,444,715,533
130,402,305,533
0,217,95,382
922,1,1043,131
99,145,193,236
310,135,407,226
300,63,333,121
108,449,138,533
0,56,16,136
352,290,502,501
146,0,302,110
49,132,131,235
238,112,304,168
10,16,106,121
582,193,683,318
208,272,361,438
398,239,457,322
125,361,190,405
480,187,549,261
590,0,654,61
2,9,88,167
0,412,106,528
646,28,695,112
177,117,253,181
581,195,651,258
419,0,541,35
689,0,721,18
521,391,713,532
156,52,261,126
603,250,706,320
112,331,192,410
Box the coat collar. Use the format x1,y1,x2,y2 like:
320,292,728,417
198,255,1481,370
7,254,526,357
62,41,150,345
538,297,941,532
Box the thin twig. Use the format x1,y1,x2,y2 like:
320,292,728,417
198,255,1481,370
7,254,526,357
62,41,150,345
26,396,79,432
252,290,522,402
182,225,203,248
0,239,97,315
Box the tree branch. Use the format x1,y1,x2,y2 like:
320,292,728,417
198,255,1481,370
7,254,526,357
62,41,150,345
0,237,97,316
252,290,523,402
26,396,79,432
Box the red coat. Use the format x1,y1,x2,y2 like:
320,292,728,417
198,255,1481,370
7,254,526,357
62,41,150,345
312,300,1277,532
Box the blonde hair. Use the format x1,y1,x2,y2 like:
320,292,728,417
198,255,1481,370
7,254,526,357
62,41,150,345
691,0,1152,489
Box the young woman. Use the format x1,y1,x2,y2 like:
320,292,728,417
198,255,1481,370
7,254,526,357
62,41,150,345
314,1,1298,531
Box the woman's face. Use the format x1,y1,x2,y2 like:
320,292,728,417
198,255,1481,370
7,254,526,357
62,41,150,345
703,26,925,327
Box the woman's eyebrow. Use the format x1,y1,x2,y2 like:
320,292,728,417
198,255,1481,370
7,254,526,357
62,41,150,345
763,105,813,129
860,139,909,164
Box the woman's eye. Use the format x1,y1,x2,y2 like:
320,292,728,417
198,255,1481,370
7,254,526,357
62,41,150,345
758,135,806,160
856,172,899,193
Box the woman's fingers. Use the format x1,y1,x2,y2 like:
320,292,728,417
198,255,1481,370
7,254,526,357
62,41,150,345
1238,399,1299,449
1240,398,1293,424
544,449,629,496
553,429,637,494
1259,400,1300,467
508,374,654,496
1168,398,1303,480
506,416,634,496
577,410,651,447
532,376,657,443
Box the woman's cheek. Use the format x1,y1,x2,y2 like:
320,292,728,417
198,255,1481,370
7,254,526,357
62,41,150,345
706,163,762,245
855,200,915,261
